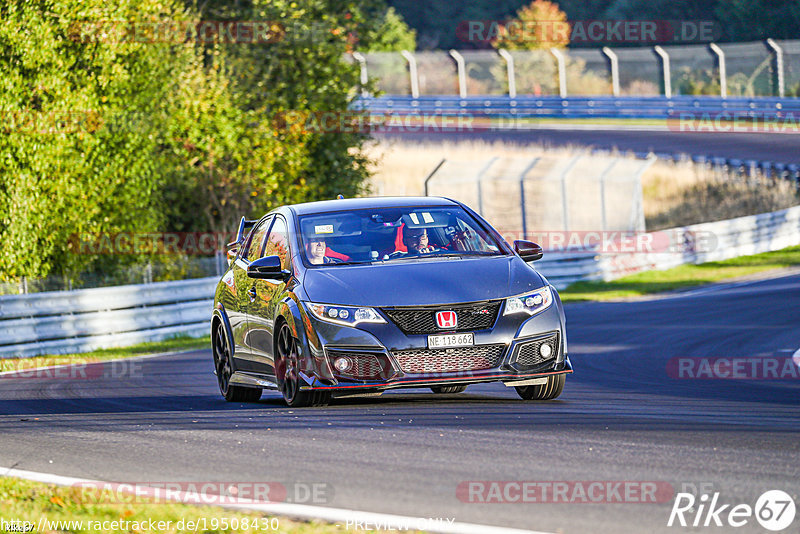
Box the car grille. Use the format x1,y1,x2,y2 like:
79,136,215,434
391,344,506,374
326,350,392,381
514,333,559,368
381,301,502,335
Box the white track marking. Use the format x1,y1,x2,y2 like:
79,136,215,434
1,467,553,534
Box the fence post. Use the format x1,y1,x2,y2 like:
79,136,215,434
602,47,620,97
560,156,581,231
550,48,567,98
654,45,672,98
518,158,540,240
476,158,499,216
497,49,516,98
632,157,656,232
449,50,467,98
766,39,785,98
709,43,727,98
400,50,420,98
351,52,369,97
597,159,620,232
423,158,446,196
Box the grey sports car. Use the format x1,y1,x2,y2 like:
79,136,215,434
211,196,571,407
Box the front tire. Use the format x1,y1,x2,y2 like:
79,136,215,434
515,374,565,401
213,321,262,403
431,385,467,394
275,323,330,407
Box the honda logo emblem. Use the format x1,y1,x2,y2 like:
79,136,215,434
436,310,457,329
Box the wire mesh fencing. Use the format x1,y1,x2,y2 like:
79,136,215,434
424,154,653,245
360,39,800,98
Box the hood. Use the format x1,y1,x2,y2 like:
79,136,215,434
301,255,545,307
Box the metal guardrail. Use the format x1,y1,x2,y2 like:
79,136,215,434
3,205,799,357
356,95,800,121
0,277,216,358
536,205,800,289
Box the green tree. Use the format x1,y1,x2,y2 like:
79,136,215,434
0,0,191,279
361,6,417,51
1,0,389,282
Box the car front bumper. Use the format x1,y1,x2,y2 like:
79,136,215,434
298,301,571,392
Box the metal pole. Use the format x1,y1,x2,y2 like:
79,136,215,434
497,49,516,98
423,158,446,196
766,38,785,98
560,156,581,231
400,50,420,98
518,158,540,240
602,47,620,97
631,157,656,232
449,50,467,98
597,159,620,232
351,52,369,97
475,158,499,216
653,46,672,98
550,48,567,98
709,43,727,98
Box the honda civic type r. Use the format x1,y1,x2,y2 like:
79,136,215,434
211,196,572,407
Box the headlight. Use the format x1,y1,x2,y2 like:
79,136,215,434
503,286,553,316
305,302,386,326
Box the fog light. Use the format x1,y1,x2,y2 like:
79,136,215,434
333,357,352,372
539,343,552,358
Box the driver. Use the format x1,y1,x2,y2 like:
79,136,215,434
306,237,340,265
404,228,438,254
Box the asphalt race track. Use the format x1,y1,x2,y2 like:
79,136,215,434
1,274,799,533
377,129,800,164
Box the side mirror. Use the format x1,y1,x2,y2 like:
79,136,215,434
514,240,543,262
247,256,290,281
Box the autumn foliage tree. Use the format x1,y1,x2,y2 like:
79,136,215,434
493,0,570,50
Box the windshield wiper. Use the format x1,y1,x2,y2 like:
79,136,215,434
434,251,500,258
327,261,371,266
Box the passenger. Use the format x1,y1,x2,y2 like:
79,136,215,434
306,237,340,265
404,228,438,254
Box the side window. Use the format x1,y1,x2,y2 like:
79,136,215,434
264,217,291,270
245,217,273,262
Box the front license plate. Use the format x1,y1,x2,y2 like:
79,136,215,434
427,333,474,348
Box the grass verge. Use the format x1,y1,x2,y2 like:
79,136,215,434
0,336,209,373
560,245,800,302
0,476,357,533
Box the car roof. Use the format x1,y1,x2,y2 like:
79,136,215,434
288,196,460,216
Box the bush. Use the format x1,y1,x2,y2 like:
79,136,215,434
1,0,400,283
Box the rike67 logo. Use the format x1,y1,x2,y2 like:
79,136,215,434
668,490,796,531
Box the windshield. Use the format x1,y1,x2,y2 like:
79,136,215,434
298,206,504,266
